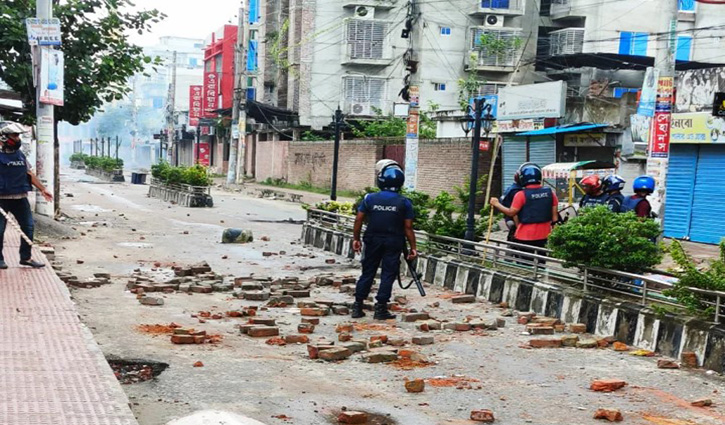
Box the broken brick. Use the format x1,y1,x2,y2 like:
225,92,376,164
561,335,579,347
298,323,315,334
401,313,430,322
370,335,388,344
335,323,354,333
569,323,587,333
307,344,335,359
657,359,680,369
193,361,204,367
612,342,629,352
247,326,280,338
529,338,563,348
691,398,712,407
319,347,352,361
300,307,328,317
171,335,195,344
265,337,287,346
337,411,367,424
590,380,627,392
681,351,698,368
361,352,398,364
405,379,425,393
451,295,476,304
470,409,495,423
593,408,623,422
528,326,554,335
249,318,276,326
338,332,352,342
285,335,310,344
412,335,434,345
302,318,320,325
576,339,598,349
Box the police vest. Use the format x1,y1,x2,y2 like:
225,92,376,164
500,183,522,208
607,193,625,213
580,193,610,208
621,196,648,215
519,187,554,224
0,150,31,195
362,191,410,237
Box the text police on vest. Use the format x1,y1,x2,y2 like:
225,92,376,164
372,205,398,212
530,192,550,199
6,161,25,167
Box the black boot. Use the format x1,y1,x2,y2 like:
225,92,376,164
373,303,396,320
351,301,365,319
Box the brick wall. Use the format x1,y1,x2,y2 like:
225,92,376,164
253,137,501,201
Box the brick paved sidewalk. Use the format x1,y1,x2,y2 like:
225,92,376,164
0,227,138,425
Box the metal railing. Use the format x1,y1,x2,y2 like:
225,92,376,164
306,208,725,324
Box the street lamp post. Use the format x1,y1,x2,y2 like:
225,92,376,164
463,98,494,241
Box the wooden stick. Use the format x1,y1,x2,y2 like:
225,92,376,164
0,206,33,247
485,135,503,244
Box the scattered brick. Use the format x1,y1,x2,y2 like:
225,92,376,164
569,323,587,333
597,338,610,348
590,380,627,392
247,326,279,338
190,285,213,294
265,337,287,346
361,352,398,363
593,408,623,422
300,307,329,317
529,338,563,348
401,313,430,322
325,259,336,264
332,306,350,315
576,339,598,349
307,344,335,359
388,338,407,347
681,351,698,368
341,341,366,353
171,335,195,344
412,335,434,345
370,335,388,344
298,323,315,334
444,323,472,332
405,378,425,393
249,318,276,326
243,291,270,301
336,323,354,333
561,335,579,347
612,342,629,352
630,349,656,357
338,332,352,342
528,326,554,335
285,335,310,344
139,297,164,306
451,295,476,304
319,347,352,361
657,359,680,369
286,290,311,298
337,411,367,424
691,398,712,407
470,409,495,423
193,361,204,367
302,318,320,325
417,323,430,332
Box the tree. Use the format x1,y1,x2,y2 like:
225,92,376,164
0,0,165,125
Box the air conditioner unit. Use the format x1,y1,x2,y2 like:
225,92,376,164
355,6,375,20
350,103,372,115
483,14,504,28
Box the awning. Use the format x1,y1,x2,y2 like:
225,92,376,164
517,123,608,136
542,160,617,179
538,53,724,71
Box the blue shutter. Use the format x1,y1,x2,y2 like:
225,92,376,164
633,33,648,56
676,36,692,62
502,138,527,191
247,40,258,71
679,0,695,12
664,145,697,239
619,32,633,55
528,137,556,169
249,0,259,23
689,146,725,244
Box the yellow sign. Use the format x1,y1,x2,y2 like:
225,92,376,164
670,112,725,144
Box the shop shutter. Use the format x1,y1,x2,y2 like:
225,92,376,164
502,138,526,191
689,145,725,244
528,137,556,169
664,145,697,239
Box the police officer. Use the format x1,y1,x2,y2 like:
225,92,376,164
621,175,655,218
602,174,626,212
579,175,609,208
351,160,417,320
0,122,53,269
499,162,535,241
490,163,558,250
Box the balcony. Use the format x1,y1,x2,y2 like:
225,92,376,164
549,28,584,56
471,0,525,16
341,18,393,66
465,27,522,72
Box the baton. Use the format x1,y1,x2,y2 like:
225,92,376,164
0,206,33,247
398,244,426,297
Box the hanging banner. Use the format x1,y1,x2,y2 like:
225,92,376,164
406,110,419,139
195,142,211,166
650,112,671,158
39,48,64,106
25,18,61,46
637,67,659,117
655,77,674,113
189,85,203,126
202,71,218,117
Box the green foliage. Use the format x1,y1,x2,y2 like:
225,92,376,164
0,0,165,125
350,107,437,139
457,75,486,112
78,154,123,172
301,131,328,142
548,206,662,273
69,153,85,163
151,161,211,187
478,32,523,61
313,201,356,215
664,239,725,316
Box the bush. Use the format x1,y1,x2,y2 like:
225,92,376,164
548,206,662,273
313,201,356,215
183,164,212,186
664,239,725,316
151,161,211,187
69,153,87,163
79,155,123,172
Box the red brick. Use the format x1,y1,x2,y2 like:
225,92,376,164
370,335,388,344
300,307,328,317
681,351,698,368
470,409,495,422
593,408,623,422
451,295,476,304
338,332,352,342
590,379,627,392
657,359,680,369
298,323,315,334
528,326,554,335
249,318,276,326
171,335,195,344
529,338,563,348
691,398,712,407
307,344,335,359
302,318,320,325
405,379,425,393
337,411,368,424
612,342,629,351
569,323,587,334
247,326,279,337
318,347,352,361
335,323,354,333
285,335,310,344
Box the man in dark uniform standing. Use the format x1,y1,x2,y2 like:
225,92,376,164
579,175,610,209
351,161,417,320
0,122,53,269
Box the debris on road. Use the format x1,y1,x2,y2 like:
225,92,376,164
470,409,495,422
405,378,425,393
593,408,623,422
691,398,713,407
590,379,627,392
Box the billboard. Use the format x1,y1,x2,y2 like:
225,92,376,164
671,112,725,144
675,67,725,113
189,85,202,126
650,112,671,158
497,81,566,120
39,48,64,106
202,71,218,117
637,67,658,117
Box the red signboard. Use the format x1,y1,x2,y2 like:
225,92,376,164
189,85,203,126
202,70,218,117
650,112,671,158
479,141,490,151
195,142,211,166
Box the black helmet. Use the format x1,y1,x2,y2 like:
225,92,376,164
515,162,538,185
519,164,542,186
377,164,405,191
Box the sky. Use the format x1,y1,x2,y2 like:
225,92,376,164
128,0,242,46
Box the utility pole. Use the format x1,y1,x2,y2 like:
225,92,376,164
228,1,248,185
131,76,139,166
647,0,678,226
464,98,484,241
166,51,177,165
34,0,55,217
330,107,343,201
403,0,421,190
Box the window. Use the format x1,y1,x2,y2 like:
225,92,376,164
440,27,451,36
343,76,386,114
549,28,584,55
346,19,388,60
679,0,695,12
434,83,447,91
482,0,510,8
215,56,223,72
619,32,648,56
478,83,505,96
676,35,692,61
471,28,522,67
189,57,198,67
249,0,260,23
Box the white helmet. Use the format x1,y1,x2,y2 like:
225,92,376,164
0,122,28,135
375,159,399,177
